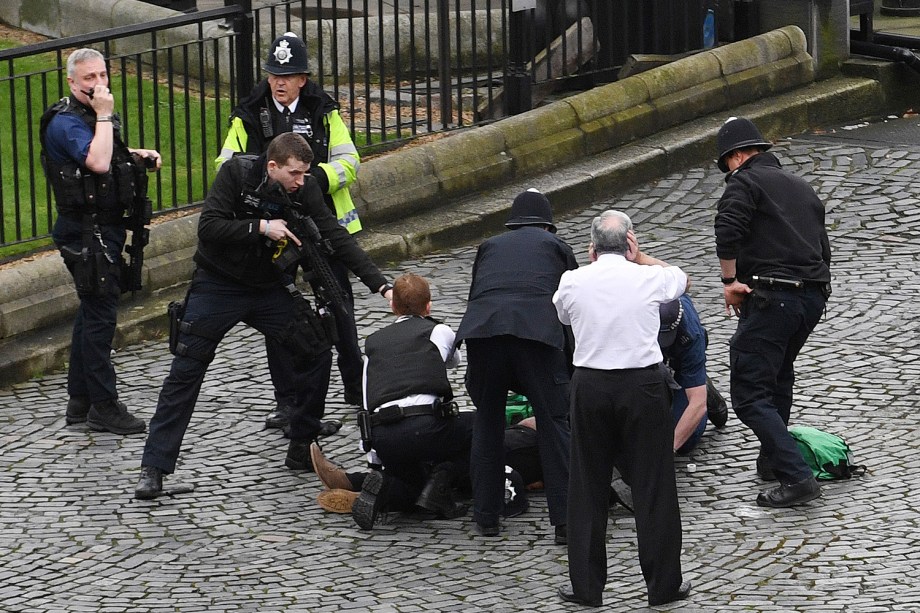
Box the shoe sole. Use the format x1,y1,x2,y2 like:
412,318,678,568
86,420,146,435
352,471,384,530
65,416,87,425
318,489,359,513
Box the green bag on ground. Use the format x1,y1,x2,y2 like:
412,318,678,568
505,393,533,426
789,425,867,480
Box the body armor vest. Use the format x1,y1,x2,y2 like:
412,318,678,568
39,97,137,224
365,316,454,411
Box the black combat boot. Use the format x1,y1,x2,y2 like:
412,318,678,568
86,399,146,435
65,396,90,425
416,469,468,519
135,466,163,500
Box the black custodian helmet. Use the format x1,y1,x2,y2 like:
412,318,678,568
263,32,310,75
505,188,557,233
716,116,772,172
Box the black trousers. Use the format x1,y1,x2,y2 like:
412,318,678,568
566,366,683,605
142,269,331,474
731,286,826,484
53,216,126,404
267,257,364,406
465,336,571,526
373,412,474,511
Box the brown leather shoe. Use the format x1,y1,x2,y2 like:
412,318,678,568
317,489,359,513
310,442,353,490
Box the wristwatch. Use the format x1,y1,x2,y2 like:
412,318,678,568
720,276,736,285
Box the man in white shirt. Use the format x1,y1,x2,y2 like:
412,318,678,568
553,210,691,608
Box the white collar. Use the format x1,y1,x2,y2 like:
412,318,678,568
272,97,299,114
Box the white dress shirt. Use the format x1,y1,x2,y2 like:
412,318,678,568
553,253,687,369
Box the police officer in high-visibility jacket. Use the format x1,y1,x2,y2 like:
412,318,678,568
216,33,366,426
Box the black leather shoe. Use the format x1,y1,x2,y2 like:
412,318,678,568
318,419,343,437
475,520,500,537
705,377,729,429
756,477,821,508
756,453,777,481
416,470,468,519
134,466,163,500
285,439,315,471
65,396,90,425
353,470,387,530
87,399,146,435
282,419,342,439
554,524,567,545
557,587,602,608
649,580,692,606
265,403,292,429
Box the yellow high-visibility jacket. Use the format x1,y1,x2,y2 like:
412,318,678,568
216,79,361,234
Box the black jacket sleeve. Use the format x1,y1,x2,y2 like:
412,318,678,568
296,177,387,293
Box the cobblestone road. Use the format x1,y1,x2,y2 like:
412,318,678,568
3,117,920,612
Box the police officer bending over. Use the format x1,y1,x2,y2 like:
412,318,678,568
41,48,161,435
134,132,390,499
714,116,831,508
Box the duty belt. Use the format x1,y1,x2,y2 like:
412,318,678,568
750,275,817,291
370,403,439,427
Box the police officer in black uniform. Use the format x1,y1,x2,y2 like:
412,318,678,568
456,189,577,541
134,132,390,499
41,48,161,435
714,116,831,508
218,33,366,430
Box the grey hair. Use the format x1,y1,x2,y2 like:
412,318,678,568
67,49,105,78
591,210,632,256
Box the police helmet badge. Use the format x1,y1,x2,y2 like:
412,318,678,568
501,466,528,518
272,40,293,66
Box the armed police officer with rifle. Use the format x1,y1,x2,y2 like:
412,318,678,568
135,132,392,499
41,48,161,435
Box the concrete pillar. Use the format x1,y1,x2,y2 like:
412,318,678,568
758,0,849,79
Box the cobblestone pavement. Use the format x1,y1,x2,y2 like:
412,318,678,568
3,117,920,612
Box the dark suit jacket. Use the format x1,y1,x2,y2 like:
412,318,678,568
456,226,578,350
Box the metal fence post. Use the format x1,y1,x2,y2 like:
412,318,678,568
228,0,254,101
437,0,453,128
506,0,534,115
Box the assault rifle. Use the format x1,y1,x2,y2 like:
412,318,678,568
266,183,347,318
121,154,154,294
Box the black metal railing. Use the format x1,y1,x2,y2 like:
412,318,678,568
1,0,716,255
0,6,243,256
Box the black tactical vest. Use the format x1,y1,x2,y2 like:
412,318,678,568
365,316,454,411
39,97,138,224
